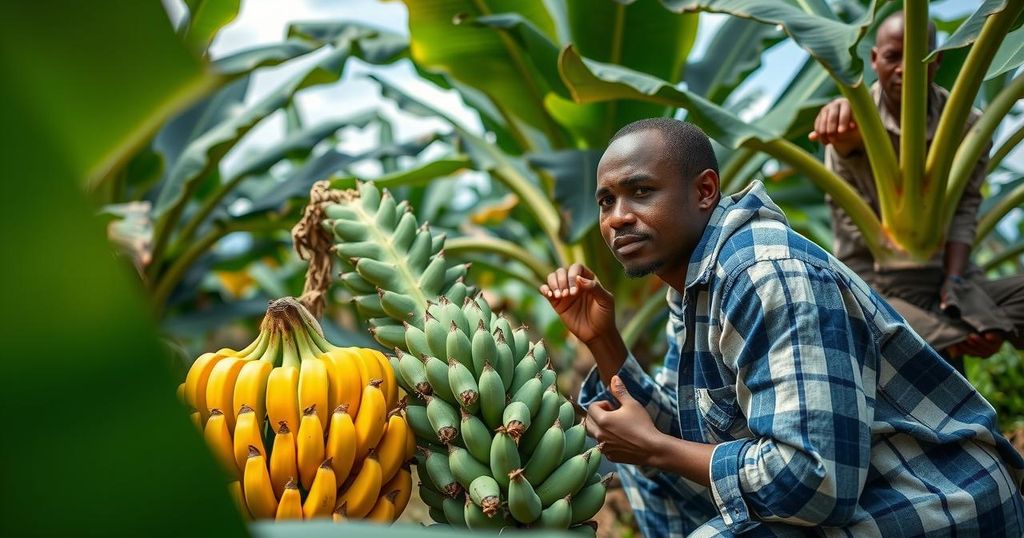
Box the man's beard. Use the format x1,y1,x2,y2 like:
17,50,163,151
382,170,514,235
623,259,663,278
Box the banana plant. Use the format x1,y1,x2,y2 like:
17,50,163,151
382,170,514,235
555,0,1024,269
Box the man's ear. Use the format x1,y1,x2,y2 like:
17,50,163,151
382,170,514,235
870,46,878,70
694,169,720,211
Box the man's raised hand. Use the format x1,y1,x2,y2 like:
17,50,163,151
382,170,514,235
540,263,616,345
809,97,863,157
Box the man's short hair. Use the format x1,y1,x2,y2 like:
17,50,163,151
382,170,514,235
609,118,719,182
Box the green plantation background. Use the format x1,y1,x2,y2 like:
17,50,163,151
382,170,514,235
2,0,1021,536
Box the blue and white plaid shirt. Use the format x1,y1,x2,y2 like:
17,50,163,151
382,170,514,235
580,181,1024,537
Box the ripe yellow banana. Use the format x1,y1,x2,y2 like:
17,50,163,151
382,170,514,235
376,410,409,484
337,451,382,519
233,404,266,474
325,405,357,485
233,359,273,429
266,365,300,433
298,358,329,427
228,480,250,519
243,446,278,520
203,409,236,477
403,407,416,460
324,348,362,418
382,465,412,521
354,348,385,400
189,410,202,432
269,421,297,498
297,405,325,491
303,458,338,519
366,491,398,523
184,352,228,423
275,478,303,520
368,348,398,412
354,380,387,460
333,503,348,523
206,356,248,431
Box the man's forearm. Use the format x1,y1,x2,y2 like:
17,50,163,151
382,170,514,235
584,331,628,388
649,433,716,487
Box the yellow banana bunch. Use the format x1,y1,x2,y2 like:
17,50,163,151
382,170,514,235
181,297,412,522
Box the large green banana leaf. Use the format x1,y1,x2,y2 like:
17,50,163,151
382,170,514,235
0,1,246,535
684,17,784,103
986,25,1024,79
657,0,878,85
181,0,242,55
928,0,1016,59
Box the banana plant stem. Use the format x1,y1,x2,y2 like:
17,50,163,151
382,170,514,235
975,181,1024,246
444,236,555,284
943,74,1024,233
719,147,757,194
489,166,569,266
836,83,900,223
987,122,1024,173
899,1,929,228
750,138,889,263
622,284,668,349
925,1,1024,212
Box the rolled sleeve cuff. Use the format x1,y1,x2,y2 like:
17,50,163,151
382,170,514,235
945,226,976,246
577,353,649,410
710,439,758,533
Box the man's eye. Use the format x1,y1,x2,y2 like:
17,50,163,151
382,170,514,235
635,187,650,196
598,196,613,208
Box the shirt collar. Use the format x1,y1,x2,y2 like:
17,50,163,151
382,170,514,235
873,81,946,140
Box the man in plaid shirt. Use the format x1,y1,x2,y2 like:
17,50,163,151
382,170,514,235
541,118,1024,537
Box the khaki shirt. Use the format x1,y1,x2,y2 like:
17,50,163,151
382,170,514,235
825,82,988,277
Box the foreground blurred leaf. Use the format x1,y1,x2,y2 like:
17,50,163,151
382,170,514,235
0,1,246,535
182,0,242,55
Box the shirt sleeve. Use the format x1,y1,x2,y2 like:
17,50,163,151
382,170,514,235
708,258,873,531
578,325,682,439
946,140,991,245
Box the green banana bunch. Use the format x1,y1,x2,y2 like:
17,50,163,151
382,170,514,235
322,181,608,531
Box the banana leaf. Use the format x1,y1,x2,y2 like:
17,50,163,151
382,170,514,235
684,17,784,103
181,0,241,55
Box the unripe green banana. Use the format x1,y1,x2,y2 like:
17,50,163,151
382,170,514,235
489,427,520,489
569,522,599,536
449,445,490,489
391,210,417,252
563,422,586,463
536,451,591,505
474,294,493,328
584,444,604,478
532,340,548,365
539,496,572,529
507,469,542,524
358,181,381,212
446,321,473,371
428,506,448,524
419,483,447,510
512,326,530,363
464,494,505,530
510,350,539,394
406,403,440,445
502,401,532,441
375,190,398,229
340,271,376,294
492,316,515,357
421,446,461,498
354,293,387,318
510,376,543,416
471,321,497,378
493,330,515,392
463,299,485,339
558,400,576,431
335,240,384,259
431,232,446,255
477,363,506,429
442,299,471,337
584,471,602,487
369,321,406,349
332,219,368,242
444,263,469,286
403,322,433,364
355,258,400,288
421,353,455,403
570,474,611,524
407,227,433,271
425,395,460,445
379,289,421,325
324,203,358,220
521,386,562,455
424,311,448,362
442,495,466,527
460,408,492,463
468,476,501,517
523,420,564,485
419,253,447,297
448,358,480,414
539,360,557,390
389,353,413,393
397,349,431,396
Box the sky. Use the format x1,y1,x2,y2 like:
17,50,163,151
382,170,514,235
161,0,1022,212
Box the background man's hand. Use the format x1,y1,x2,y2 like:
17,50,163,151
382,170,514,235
809,97,863,157
586,375,662,467
540,263,616,345
947,330,1005,359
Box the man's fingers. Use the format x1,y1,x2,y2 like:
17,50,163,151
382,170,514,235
610,375,635,405
555,267,569,297
826,103,840,136
837,102,852,133
567,264,583,294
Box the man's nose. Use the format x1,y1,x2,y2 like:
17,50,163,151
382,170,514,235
606,201,637,228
